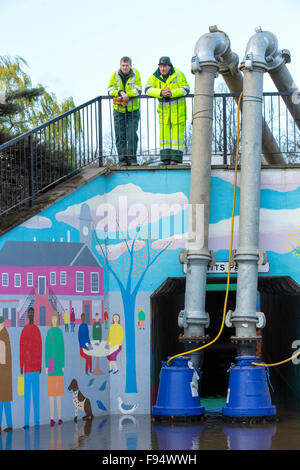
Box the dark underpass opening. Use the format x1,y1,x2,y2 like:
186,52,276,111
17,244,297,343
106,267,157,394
151,276,300,408
150,277,237,406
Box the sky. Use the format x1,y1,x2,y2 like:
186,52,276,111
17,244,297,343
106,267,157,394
0,0,299,107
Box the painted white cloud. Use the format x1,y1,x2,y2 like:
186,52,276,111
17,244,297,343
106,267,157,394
154,208,300,255
208,208,300,254
56,183,189,233
96,240,146,260
151,234,188,251
213,168,300,192
20,215,52,229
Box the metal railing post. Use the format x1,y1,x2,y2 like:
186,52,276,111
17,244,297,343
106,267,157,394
222,96,228,165
98,97,103,167
28,134,34,207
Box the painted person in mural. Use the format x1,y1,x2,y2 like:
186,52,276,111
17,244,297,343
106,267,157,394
64,308,69,333
145,56,190,165
108,56,142,166
92,312,102,342
0,316,13,433
106,313,124,375
19,307,42,428
70,307,75,333
103,311,109,329
138,308,145,329
45,311,65,427
78,313,92,375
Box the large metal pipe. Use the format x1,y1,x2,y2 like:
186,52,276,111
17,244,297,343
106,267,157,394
225,29,281,354
178,26,231,367
266,46,300,132
216,28,285,164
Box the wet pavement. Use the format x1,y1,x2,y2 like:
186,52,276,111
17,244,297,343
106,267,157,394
1,397,300,452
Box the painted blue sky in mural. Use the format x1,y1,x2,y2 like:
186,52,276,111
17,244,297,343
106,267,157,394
1,169,300,290
1,168,300,396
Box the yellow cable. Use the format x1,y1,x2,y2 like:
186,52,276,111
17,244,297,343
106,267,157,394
167,92,243,366
252,350,300,367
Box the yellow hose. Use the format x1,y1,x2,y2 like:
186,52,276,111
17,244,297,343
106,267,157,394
167,92,243,366
252,350,300,367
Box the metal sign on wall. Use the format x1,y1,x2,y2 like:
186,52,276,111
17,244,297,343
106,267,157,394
183,261,270,275
207,261,270,274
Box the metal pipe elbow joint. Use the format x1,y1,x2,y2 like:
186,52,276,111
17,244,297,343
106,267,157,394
191,25,231,73
217,50,240,77
241,26,287,72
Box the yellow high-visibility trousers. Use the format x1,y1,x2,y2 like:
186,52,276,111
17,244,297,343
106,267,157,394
159,121,185,163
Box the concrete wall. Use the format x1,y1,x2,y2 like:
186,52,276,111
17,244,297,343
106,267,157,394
0,166,300,429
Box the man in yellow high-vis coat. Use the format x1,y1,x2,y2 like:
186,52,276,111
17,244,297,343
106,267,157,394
145,57,190,165
108,57,142,166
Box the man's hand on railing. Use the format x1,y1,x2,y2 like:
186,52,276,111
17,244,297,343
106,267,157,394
120,91,129,102
161,88,172,98
113,96,128,107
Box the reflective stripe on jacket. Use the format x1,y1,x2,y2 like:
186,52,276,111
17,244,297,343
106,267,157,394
108,68,142,112
145,67,190,124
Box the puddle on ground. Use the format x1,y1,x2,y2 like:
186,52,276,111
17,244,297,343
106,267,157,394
1,397,300,450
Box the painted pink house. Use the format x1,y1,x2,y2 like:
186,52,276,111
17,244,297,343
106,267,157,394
0,240,104,327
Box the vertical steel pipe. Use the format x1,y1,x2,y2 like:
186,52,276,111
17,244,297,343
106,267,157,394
226,28,282,354
231,67,265,351
179,27,231,367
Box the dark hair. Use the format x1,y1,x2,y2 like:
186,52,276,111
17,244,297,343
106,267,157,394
120,56,132,65
112,313,120,324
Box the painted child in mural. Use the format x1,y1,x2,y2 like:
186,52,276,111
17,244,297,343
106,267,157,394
70,307,75,333
103,311,109,329
106,314,124,375
64,309,69,333
92,312,102,342
0,316,13,433
19,307,42,429
138,308,145,329
45,311,65,427
92,313,102,375
78,313,92,375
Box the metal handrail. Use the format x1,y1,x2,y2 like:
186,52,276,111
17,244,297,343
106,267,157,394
0,91,295,150
0,92,299,217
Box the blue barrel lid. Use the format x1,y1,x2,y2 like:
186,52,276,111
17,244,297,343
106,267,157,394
167,356,191,367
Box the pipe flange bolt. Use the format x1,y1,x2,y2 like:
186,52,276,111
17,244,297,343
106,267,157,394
191,55,201,74
178,310,188,329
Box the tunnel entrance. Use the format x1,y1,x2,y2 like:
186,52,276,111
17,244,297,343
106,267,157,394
150,277,237,407
259,276,300,407
151,275,300,408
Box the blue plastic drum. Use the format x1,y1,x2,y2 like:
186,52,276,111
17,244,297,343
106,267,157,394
152,356,205,417
222,356,276,418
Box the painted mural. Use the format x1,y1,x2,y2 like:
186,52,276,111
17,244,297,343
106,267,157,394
0,166,300,430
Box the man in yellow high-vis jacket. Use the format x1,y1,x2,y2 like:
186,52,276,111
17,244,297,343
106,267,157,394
108,57,142,166
145,57,190,165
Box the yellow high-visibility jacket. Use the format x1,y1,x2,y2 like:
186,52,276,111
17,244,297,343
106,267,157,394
145,67,190,124
108,68,142,113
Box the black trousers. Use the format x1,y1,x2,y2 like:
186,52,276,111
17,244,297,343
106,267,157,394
113,109,140,164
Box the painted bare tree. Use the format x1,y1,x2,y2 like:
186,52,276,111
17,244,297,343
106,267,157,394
92,221,173,393
89,185,189,393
